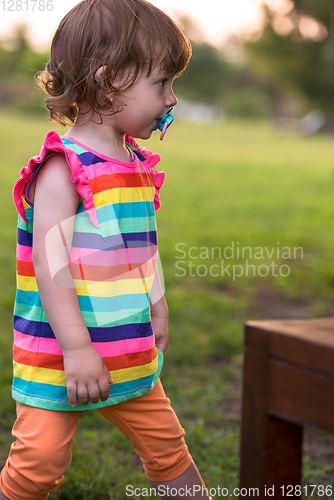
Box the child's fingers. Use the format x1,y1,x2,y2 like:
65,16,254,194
76,382,89,405
67,380,77,407
98,378,110,402
156,337,169,354
66,365,113,407
98,368,113,402
87,382,101,404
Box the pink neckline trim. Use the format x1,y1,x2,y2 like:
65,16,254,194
61,136,137,166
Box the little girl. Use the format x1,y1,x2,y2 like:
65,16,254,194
0,0,210,499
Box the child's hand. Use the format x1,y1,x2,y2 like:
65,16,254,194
150,296,169,354
151,315,169,353
63,345,113,407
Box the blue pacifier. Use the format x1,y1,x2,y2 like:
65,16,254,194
154,107,174,140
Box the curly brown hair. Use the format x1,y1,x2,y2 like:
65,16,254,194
38,0,191,126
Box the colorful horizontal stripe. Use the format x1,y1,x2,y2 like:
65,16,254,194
16,274,155,297
13,344,157,374
91,172,154,192
14,329,155,356
12,134,163,411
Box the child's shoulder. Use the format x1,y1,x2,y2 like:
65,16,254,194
13,130,88,225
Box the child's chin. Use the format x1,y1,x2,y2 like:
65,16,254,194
138,132,152,140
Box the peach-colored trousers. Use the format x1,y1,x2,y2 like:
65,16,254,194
0,379,192,500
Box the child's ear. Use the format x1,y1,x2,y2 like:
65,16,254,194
94,65,107,83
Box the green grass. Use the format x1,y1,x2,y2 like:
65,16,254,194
0,112,334,498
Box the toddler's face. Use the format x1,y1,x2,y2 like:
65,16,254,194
110,66,178,140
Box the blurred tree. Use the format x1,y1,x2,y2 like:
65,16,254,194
0,25,48,80
0,26,48,112
174,42,235,103
244,0,334,119
174,41,273,117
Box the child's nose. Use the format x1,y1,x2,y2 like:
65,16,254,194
167,89,178,108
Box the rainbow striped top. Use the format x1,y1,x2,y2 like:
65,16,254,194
12,130,165,411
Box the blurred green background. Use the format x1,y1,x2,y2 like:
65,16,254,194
1,1,334,498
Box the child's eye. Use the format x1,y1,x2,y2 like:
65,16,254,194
159,79,167,88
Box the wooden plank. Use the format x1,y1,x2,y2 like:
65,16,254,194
246,319,334,377
269,333,334,377
246,318,334,347
268,359,334,434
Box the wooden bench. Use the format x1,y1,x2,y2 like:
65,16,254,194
239,318,334,499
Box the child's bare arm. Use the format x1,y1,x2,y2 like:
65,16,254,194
33,155,113,407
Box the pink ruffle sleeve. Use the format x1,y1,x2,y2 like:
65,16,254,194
125,135,165,211
13,130,99,229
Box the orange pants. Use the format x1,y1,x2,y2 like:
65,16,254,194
0,379,192,500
